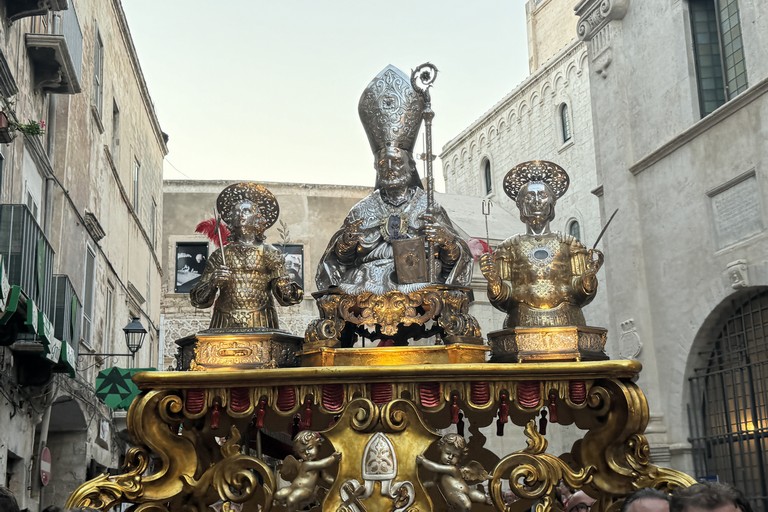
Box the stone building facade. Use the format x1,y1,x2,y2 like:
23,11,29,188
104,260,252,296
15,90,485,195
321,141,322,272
575,0,768,502
0,1,165,509
445,0,768,504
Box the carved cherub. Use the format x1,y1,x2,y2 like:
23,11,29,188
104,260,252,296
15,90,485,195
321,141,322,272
275,430,341,512
416,433,492,511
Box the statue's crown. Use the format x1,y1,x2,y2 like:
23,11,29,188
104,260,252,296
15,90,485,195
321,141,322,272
358,65,424,155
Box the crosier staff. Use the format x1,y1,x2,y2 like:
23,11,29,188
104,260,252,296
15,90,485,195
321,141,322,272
411,62,439,282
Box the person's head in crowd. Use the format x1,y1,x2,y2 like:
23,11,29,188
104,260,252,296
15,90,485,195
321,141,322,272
567,491,597,512
0,486,20,512
671,482,752,512
557,480,574,505
622,488,671,512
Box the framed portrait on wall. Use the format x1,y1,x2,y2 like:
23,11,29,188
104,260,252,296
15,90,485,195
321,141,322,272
175,242,209,293
281,244,304,290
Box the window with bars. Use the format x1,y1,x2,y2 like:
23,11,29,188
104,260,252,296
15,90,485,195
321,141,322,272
689,0,748,117
688,289,768,512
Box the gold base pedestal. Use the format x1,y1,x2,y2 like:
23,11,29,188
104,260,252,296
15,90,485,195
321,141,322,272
66,361,695,512
488,325,608,362
299,343,489,367
191,329,302,370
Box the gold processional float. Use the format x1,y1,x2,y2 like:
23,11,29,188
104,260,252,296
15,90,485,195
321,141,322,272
67,63,695,512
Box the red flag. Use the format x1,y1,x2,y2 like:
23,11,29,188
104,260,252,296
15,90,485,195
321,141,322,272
468,238,491,259
195,218,230,247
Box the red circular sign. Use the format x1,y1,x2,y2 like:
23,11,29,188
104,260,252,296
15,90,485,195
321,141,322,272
40,446,52,486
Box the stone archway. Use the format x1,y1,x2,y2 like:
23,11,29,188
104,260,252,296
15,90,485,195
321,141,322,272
687,287,768,511
42,395,88,509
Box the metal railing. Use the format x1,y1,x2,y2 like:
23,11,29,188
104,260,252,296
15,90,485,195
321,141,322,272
0,204,55,318
51,274,82,351
688,289,768,512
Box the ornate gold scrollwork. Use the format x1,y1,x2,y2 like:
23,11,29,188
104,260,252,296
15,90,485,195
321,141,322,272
490,420,595,512
307,286,483,344
345,291,435,336
625,434,696,491
67,390,197,509
65,447,149,510
67,362,694,511
181,425,275,511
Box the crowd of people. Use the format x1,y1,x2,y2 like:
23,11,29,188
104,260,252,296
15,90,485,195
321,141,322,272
555,481,754,512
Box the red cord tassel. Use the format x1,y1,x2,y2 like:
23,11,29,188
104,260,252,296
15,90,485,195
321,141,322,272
299,397,313,430
254,397,267,429
451,394,460,424
210,402,221,430
547,390,558,423
496,392,509,436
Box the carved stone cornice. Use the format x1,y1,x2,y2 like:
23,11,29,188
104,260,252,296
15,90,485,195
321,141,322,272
575,0,629,42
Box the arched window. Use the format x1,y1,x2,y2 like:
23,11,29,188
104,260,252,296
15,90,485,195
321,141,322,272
483,160,492,195
689,289,768,509
560,103,572,143
568,219,581,241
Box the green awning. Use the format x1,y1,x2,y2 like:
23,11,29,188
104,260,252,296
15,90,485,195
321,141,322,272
95,367,156,410
0,285,22,325
0,257,10,312
57,339,77,378
37,311,62,363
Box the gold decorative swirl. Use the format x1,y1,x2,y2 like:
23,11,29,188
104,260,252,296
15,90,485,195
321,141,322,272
158,393,184,424
65,447,149,509
350,398,380,432
380,400,410,432
490,420,594,510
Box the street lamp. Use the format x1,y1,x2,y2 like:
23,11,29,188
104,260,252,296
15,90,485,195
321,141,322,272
82,317,148,358
123,317,147,354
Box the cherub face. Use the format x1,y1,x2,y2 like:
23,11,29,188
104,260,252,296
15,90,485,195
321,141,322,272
300,439,321,461
439,444,463,466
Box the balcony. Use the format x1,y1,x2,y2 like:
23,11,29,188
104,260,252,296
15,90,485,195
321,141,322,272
0,204,60,385
25,6,82,94
5,0,68,23
0,204,54,316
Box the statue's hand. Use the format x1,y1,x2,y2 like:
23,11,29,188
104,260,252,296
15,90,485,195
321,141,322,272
479,253,501,284
421,214,455,249
333,451,342,461
586,248,604,275
277,276,303,300
210,266,232,288
339,218,364,249
416,454,425,465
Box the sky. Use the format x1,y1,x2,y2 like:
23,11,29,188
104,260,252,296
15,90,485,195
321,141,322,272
121,1,531,189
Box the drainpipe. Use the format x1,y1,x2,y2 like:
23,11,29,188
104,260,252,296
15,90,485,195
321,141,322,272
42,93,56,237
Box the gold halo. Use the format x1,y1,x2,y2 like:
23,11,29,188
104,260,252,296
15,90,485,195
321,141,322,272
216,182,279,229
503,160,570,201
